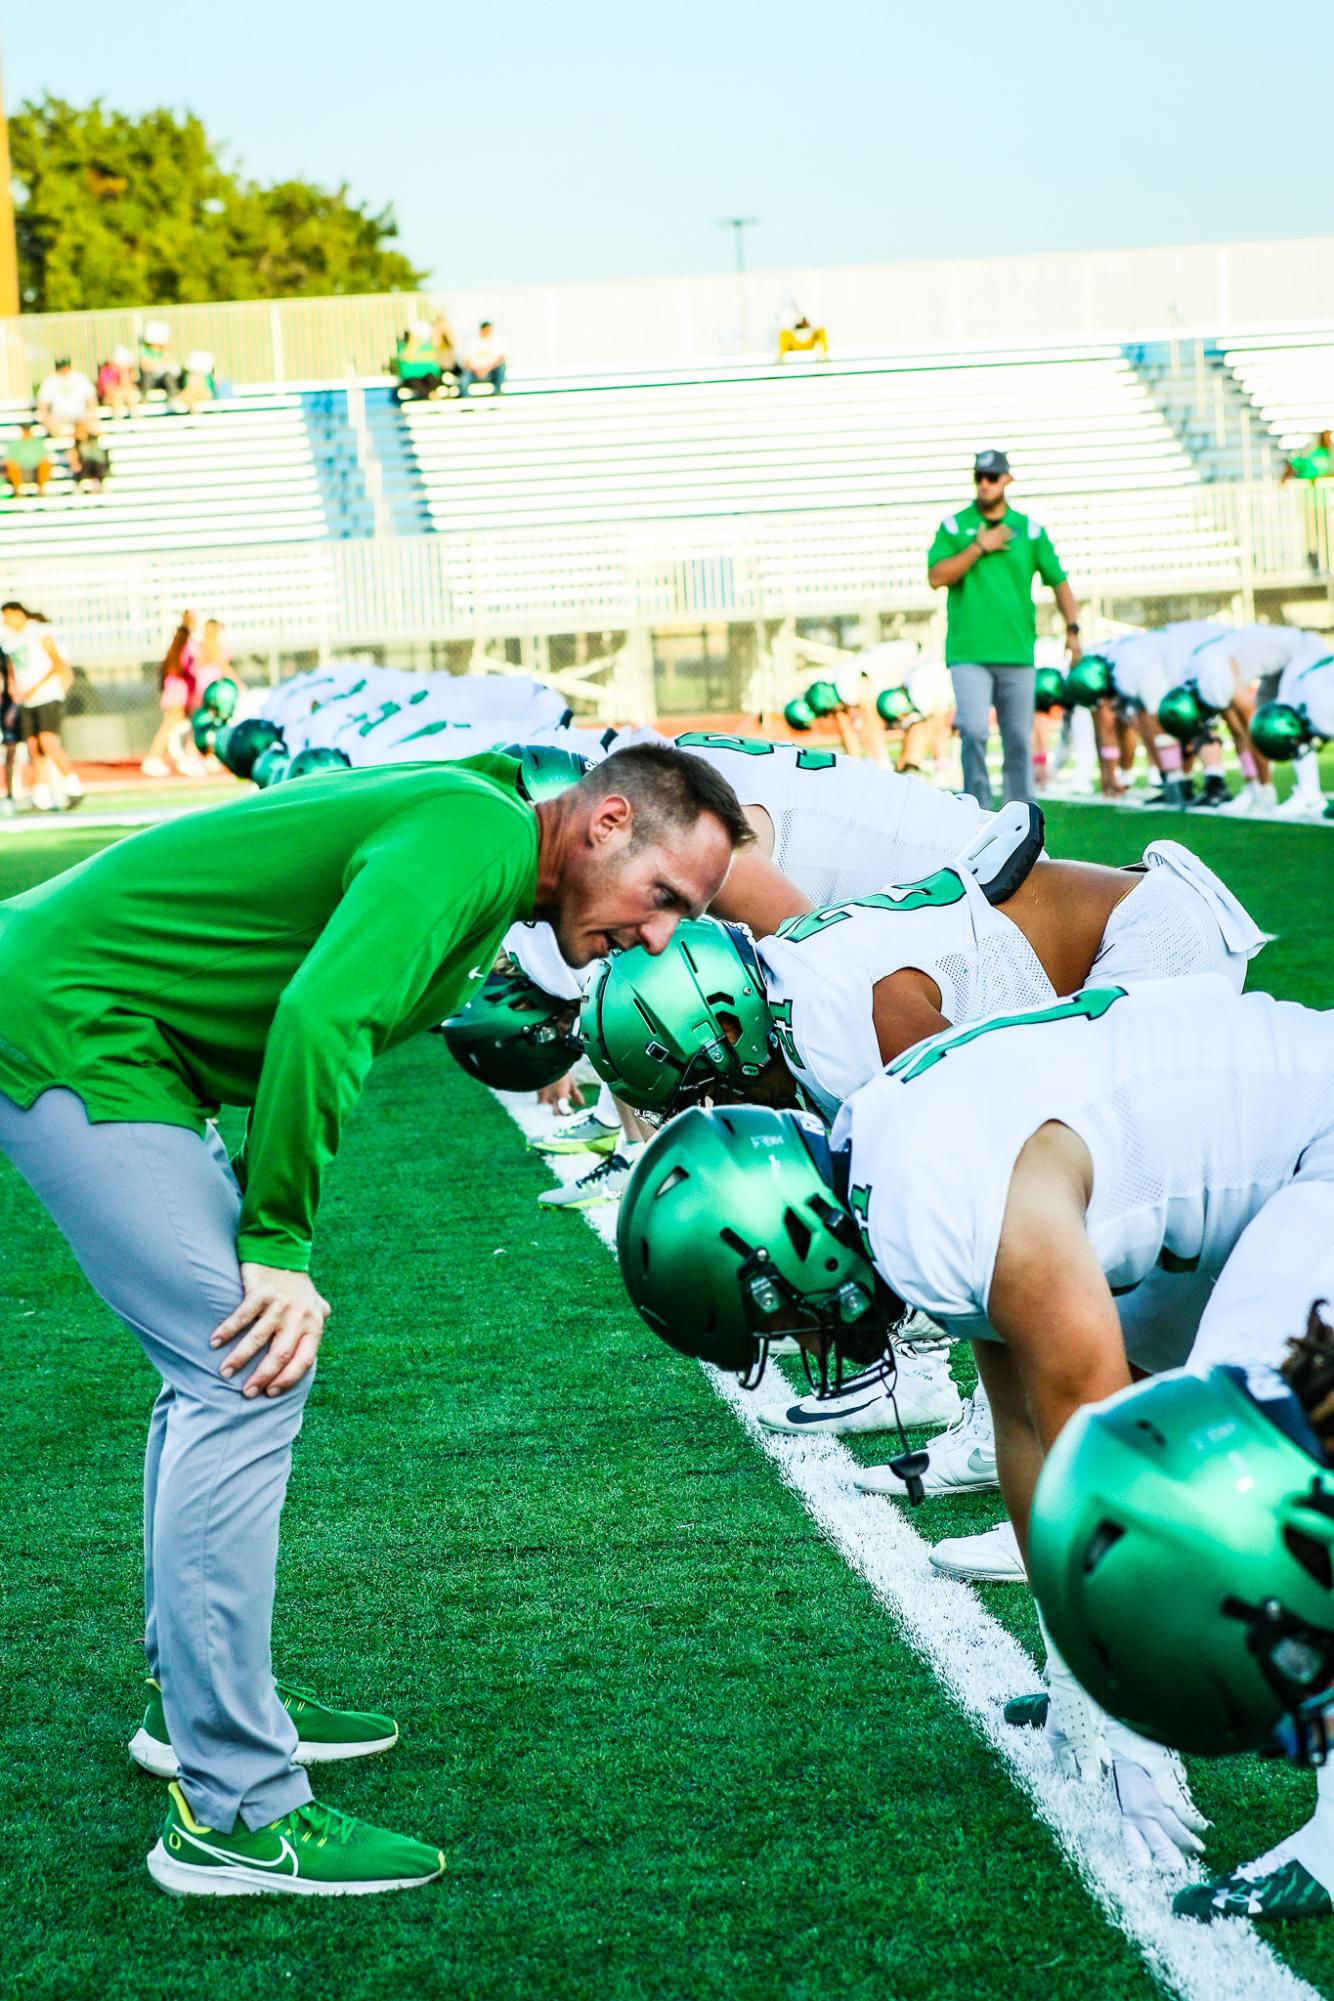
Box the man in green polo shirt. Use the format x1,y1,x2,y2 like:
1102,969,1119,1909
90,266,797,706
927,449,1082,807
0,744,749,1898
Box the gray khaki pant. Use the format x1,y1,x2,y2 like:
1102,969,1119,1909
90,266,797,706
948,662,1036,809
0,1087,313,1833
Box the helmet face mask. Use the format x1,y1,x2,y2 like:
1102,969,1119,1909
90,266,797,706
581,918,780,1116
616,1104,901,1386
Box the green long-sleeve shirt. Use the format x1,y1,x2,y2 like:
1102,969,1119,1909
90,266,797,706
0,756,538,1270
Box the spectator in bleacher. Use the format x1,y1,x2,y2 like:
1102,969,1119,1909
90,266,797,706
777,313,829,361
4,424,54,498
138,322,184,401
392,321,446,401
97,346,141,419
1280,428,1333,484
37,359,100,440
1,602,82,811
178,352,217,417
457,321,506,399
69,423,111,492
927,448,1081,808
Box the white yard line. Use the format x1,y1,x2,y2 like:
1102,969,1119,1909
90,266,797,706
502,1088,1321,2001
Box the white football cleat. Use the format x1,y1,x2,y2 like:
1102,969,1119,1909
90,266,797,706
758,1347,961,1436
854,1391,998,1497
929,1517,1025,1582
1272,790,1328,822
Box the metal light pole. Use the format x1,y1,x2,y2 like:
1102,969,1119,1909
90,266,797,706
718,216,758,354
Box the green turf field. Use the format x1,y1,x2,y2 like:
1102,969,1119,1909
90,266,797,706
2,805,1332,2001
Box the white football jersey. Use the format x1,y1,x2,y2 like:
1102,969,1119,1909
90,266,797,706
672,732,985,905
1278,650,1334,738
830,977,1334,1360
1187,624,1327,710
756,865,1055,1123
261,661,387,734
1108,621,1227,712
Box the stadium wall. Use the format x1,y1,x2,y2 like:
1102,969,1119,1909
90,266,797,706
4,237,1334,391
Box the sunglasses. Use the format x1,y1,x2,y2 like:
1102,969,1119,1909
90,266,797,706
974,470,1005,483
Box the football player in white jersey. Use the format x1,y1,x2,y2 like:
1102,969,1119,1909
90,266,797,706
1252,648,1334,823
1159,625,1328,816
1076,621,1235,808
582,815,1263,1559
617,975,1334,1911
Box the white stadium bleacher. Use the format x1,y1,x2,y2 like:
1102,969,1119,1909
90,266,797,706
1219,331,1334,452
401,347,1200,534
0,391,326,559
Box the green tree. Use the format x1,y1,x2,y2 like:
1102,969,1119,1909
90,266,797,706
12,95,427,311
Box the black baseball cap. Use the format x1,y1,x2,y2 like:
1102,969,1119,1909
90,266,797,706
974,449,1010,476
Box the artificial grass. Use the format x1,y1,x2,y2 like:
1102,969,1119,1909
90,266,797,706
2,804,1331,1999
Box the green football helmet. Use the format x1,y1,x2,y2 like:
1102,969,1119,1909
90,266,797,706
616,1104,891,1379
1251,701,1312,762
1033,666,1068,714
251,744,292,788
201,676,239,722
1156,683,1209,744
783,697,815,732
215,717,284,779
579,918,775,1115
287,746,353,778
499,742,591,802
876,685,916,725
191,709,218,756
440,966,581,1091
1030,1366,1334,1760
804,678,843,717
1065,653,1113,707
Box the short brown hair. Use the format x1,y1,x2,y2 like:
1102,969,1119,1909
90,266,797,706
582,744,754,852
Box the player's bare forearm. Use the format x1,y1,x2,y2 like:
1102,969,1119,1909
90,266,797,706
708,847,810,935
987,1124,1131,1454
972,1340,1044,1568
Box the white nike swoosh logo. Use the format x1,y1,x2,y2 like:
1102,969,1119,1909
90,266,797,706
468,966,484,980
179,1825,299,1873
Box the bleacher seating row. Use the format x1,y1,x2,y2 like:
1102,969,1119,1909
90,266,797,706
0,393,325,558
1220,332,1334,451
402,349,1199,533
0,333,1328,575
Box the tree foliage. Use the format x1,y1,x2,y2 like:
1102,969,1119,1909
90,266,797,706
12,95,428,311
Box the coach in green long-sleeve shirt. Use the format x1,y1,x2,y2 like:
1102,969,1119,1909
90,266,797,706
0,743,750,1896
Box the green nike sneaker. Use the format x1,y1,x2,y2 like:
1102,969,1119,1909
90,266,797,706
129,1676,399,1778
531,1111,619,1156
148,1781,445,1898
1174,1852,1334,1923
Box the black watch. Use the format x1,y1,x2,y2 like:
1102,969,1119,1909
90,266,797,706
1065,622,1080,635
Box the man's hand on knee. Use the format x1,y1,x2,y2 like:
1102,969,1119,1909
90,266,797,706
211,1264,331,1397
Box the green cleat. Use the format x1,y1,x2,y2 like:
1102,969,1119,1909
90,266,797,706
148,1780,445,1898
531,1112,619,1156
129,1676,399,1779
1173,1853,1334,1923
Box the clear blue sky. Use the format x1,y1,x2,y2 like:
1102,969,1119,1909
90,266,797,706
7,2,1331,291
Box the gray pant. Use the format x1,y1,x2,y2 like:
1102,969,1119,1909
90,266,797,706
0,1088,313,1833
949,662,1036,809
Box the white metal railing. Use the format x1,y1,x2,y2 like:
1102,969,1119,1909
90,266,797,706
4,241,1334,394
9,481,1329,670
